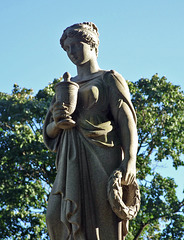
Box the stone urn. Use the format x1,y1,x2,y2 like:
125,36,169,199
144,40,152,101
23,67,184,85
54,72,79,129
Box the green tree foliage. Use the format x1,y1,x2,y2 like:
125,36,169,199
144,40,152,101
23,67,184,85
0,80,59,239
127,74,184,239
0,75,184,239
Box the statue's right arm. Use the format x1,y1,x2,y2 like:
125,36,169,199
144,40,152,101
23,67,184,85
45,97,64,139
43,96,63,152
43,108,62,152
46,121,61,139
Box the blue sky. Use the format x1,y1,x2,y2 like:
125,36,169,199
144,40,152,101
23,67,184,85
1,0,184,93
0,1,183,197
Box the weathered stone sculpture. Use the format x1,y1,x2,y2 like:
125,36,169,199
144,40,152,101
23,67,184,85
54,72,79,129
43,22,140,240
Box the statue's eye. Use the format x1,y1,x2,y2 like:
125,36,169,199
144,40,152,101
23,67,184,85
75,42,82,48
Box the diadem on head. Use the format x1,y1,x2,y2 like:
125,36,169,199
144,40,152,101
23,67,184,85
60,22,100,56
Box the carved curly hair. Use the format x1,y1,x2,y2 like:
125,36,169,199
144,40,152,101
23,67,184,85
60,22,100,56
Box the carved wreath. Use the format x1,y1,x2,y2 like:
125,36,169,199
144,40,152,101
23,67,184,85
107,169,141,220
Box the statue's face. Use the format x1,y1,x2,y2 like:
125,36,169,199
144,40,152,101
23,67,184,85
63,37,95,66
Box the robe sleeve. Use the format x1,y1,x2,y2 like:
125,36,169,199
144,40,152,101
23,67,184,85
43,95,62,152
103,70,138,160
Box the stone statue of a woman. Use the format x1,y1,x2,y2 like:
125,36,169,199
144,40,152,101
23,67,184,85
43,22,140,240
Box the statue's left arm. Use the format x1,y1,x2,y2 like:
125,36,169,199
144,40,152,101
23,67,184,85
104,70,138,185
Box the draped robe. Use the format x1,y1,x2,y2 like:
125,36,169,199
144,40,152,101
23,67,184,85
43,70,137,240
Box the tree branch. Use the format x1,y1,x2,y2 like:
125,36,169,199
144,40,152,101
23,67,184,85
133,200,184,239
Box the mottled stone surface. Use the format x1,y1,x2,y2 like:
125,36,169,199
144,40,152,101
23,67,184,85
43,22,140,240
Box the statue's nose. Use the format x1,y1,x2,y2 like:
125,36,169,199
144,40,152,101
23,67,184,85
69,46,75,55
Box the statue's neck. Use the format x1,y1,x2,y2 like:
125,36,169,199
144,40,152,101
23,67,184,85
76,59,101,80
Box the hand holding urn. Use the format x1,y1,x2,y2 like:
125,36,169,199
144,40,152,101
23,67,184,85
54,72,79,129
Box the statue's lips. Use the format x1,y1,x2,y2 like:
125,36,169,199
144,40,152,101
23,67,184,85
70,55,78,62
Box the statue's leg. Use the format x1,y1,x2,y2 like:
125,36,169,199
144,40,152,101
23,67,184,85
46,193,68,240
91,176,119,240
97,213,119,240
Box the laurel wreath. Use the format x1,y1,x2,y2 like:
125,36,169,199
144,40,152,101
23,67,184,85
107,169,141,220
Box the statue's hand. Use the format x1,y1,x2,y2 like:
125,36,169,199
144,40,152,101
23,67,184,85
51,101,69,124
120,160,136,186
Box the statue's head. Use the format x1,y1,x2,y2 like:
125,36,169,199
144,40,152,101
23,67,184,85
60,22,99,56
